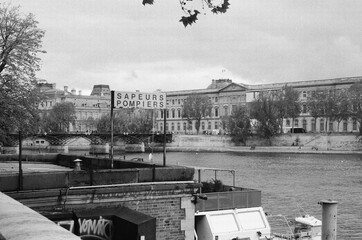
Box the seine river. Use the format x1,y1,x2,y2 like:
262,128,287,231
124,151,362,239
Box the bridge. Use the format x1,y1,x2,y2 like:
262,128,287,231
3,133,173,147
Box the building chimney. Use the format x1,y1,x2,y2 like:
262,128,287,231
78,90,82,96
64,86,68,93
71,89,76,95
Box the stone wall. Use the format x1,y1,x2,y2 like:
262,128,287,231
168,133,362,151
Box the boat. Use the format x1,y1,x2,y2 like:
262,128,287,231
191,166,321,240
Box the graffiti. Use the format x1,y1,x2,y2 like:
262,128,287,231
79,216,113,240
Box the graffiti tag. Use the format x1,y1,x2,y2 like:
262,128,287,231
79,216,113,240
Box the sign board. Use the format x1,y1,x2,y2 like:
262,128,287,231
114,91,166,109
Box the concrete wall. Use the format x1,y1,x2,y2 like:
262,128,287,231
0,192,80,240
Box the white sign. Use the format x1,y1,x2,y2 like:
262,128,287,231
114,91,166,109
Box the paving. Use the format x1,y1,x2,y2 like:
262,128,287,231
0,162,73,174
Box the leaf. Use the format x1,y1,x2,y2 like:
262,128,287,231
179,10,200,27
211,0,230,14
142,0,154,5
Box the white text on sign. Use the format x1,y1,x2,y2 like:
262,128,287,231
114,91,166,109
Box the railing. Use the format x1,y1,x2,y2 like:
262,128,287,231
195,188,261,212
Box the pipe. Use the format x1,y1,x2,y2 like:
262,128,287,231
318,199,338,240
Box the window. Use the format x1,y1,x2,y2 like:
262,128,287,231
329,121,333,132
215,121,218,129
215,108,219,117
177,122,181,131
294,119,299,127
303,119,307,130
208,122,212,130
224,106,228,116
343,121,348,132
171,123,175,131
311,119,316,132
215,97,218,103
166,110,169,118
320,119,325,132
302,104,307,114
172,109,175,118
178,99,180,105
172,99,175,105
201,122,205,130
160,110,164,119
160,123,163,132
183,122,187,131
177,109,181,118
353,120,357,131
286,119,290,127
302,91,307,98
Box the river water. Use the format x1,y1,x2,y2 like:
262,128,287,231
124,151,362,239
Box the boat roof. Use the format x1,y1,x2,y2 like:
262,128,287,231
295,215,322,227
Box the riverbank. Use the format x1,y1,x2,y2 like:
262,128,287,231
153,145,362,155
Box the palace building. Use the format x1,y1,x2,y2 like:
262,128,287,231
38,76,362,134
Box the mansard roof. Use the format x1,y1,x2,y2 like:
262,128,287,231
246,76,362,91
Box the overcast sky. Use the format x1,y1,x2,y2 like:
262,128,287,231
10,0,362,94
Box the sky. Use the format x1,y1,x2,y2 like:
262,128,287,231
9,0,362,95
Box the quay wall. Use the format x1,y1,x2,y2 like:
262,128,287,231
168,133,362,151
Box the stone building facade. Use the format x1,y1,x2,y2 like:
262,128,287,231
38,83,111,133
155,77,362,134
38,76,362,134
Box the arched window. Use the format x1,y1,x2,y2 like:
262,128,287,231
343,121,348,132
172,109,175,118
177,109,181,118
215,107,219,117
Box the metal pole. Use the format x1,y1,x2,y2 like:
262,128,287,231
18,131,23,191
110,91,114,169
163,108,166,166
319,200,338,240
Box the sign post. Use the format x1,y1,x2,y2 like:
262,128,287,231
111,90,167,167
110,91,115,168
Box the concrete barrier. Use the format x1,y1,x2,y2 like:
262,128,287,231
0,192,80,240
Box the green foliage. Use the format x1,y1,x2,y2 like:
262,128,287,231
182,94,212,134
201,179,224,193
306,89,351,132
41,102,76,133
349,81,362,134
275,85,301,131
225,106,250,145
250,91,281,142
143,0,230,27
0,3,45,79
0,4,45,143
96,109,154,133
